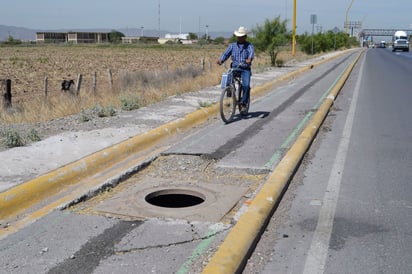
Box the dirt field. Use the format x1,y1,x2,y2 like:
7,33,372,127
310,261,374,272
0,44,231,103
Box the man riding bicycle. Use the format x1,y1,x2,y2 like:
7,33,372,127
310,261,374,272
217,26,254,114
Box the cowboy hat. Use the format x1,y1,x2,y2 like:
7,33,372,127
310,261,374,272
234,26,248,37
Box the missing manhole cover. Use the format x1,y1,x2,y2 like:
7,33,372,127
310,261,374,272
145,189,205,208
94,181,249,222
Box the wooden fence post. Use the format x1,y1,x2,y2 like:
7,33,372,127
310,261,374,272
93,71,97,94
107,69,113,91
2,79,12,109
76,74,82,95
201,58,205,70
44,77,48,97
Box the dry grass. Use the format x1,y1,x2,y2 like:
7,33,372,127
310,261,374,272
0,44,301,124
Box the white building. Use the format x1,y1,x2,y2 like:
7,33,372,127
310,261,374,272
158,33,193,44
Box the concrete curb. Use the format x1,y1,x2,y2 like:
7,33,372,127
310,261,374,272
201,51,363,273
0,51,350,222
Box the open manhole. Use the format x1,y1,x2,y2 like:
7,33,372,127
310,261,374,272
94,181,249,222
145,189,205,208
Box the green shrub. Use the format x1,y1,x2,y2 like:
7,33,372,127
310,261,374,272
79,109,91,122
26,129,41,142
276,59,284,67
120,95,142,111
2,129,24,147
198,100,212,108
97,105,116,117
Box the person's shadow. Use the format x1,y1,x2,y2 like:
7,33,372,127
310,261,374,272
228,111,270,123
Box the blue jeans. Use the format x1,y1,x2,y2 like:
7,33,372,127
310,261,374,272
240,69,251,105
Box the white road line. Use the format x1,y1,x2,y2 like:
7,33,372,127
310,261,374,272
302,55,365,274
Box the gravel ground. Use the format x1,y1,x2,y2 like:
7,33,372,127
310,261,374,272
0,107,142,152
0,84,220,153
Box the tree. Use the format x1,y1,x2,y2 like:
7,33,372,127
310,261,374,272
3,35,22,45
108,30,125,43
188,33,198,40
297,31,358,54
213,36,225,44
252,16,288,66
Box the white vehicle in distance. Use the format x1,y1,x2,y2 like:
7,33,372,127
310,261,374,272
392,30,410,52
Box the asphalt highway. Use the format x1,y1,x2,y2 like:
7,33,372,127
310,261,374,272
244,48,412,273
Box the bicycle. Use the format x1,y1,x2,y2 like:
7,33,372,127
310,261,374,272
219,64,250,123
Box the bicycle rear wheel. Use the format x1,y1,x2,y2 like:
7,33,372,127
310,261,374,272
220,85,236,123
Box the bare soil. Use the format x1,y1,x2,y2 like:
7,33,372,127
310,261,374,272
0,44,225,102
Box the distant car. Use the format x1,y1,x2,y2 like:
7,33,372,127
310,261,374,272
378,41,386,48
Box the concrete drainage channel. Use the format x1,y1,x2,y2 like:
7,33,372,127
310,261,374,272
70,154,266,223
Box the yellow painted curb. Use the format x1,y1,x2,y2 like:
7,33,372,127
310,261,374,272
202,51,363,274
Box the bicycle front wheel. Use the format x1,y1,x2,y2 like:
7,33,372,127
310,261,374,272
220,85,236,123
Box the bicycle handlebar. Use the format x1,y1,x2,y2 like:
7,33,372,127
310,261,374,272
221,61,248,67
224,62,249,73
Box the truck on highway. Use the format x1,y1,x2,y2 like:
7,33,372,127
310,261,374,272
392,30,409,52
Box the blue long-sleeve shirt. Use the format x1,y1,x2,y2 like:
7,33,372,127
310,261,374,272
220,41,254,69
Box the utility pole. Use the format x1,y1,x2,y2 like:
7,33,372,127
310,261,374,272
346,0,355,34
158,0,161,37
198,17,201,40
292,0,296,57
310,14,317,55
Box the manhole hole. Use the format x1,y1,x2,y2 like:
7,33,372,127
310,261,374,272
145,189,205,208
94,181,250,222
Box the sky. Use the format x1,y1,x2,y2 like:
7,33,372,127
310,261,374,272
1,0,412,36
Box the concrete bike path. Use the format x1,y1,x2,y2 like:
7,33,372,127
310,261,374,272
202,50,363,273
